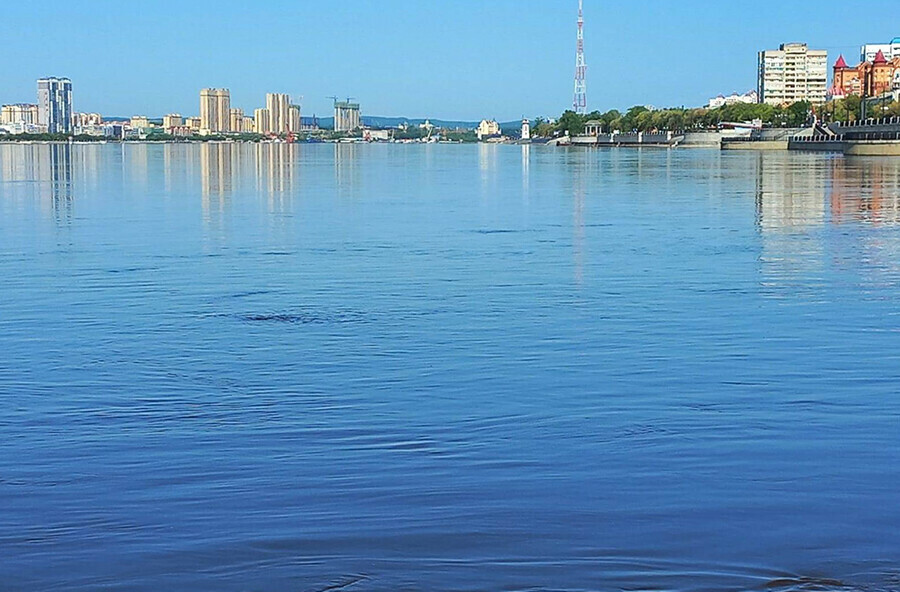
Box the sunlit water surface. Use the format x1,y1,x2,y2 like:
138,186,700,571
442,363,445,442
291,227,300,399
1,143,899,592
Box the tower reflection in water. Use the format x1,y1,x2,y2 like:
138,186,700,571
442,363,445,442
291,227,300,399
0,144,74,224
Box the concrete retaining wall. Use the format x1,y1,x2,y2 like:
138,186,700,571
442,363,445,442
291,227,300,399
845,141,900,156
682,132,725,147
788,140,845,152
722,141,789,151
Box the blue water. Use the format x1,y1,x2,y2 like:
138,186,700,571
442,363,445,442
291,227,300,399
1,143,899,592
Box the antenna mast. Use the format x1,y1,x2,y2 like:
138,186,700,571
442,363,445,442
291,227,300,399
573,0,587,114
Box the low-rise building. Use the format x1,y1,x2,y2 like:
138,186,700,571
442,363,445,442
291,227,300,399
362,128,392,141
583,120,603,136
707,90,758,109
163,113,183,129
0,122,48,135
169,125,193,137
104,123,125,140
300,116,319,131
476,119,501,140
74,112,102,127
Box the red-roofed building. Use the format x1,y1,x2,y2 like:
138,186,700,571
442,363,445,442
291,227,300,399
831,55,860,98
831,52,900,98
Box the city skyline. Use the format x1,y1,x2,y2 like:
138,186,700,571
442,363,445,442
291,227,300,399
2,1,900,120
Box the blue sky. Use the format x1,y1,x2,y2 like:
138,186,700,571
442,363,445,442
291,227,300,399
1,0,897,120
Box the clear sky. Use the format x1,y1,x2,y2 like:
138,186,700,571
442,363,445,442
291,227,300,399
1,0,897,120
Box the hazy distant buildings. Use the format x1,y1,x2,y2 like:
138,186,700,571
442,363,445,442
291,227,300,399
130,116,151,129
229,108,245,132
37,77,73,133
758,43,827,105
74,112,102,127
163,113,183,129
1,103,39,125
200,88,231,134
254,108,270,134
334,100,360,132
290,105,301,133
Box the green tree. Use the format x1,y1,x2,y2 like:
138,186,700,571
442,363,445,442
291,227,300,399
784,101,812,127
557,110,585,136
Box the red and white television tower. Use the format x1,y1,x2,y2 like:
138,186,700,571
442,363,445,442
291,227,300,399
573,0,587,114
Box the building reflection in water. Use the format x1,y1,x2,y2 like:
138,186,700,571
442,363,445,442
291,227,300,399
755,152,900,286
755,153,830,285
333,142,357,195
195,142,299,225
754,153,827,232
200,142,234,226
0,144,73,224
47,144,73,224
755,153,900,231
256,143,295,214
830,157,900,226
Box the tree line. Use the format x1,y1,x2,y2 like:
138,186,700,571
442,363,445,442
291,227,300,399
533,101,819,137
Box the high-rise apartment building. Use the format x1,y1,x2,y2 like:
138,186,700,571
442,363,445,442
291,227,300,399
758,43,828,105
243,116,255,134
266,93,291,134
229,108,246,132
289,105,301,133
1,104,39,125
37,77,73,133
861,38,900,62
334,100,360,132
200,88,231,134
254,108,271,135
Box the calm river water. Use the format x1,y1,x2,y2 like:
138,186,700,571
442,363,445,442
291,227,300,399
1,143,899,592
